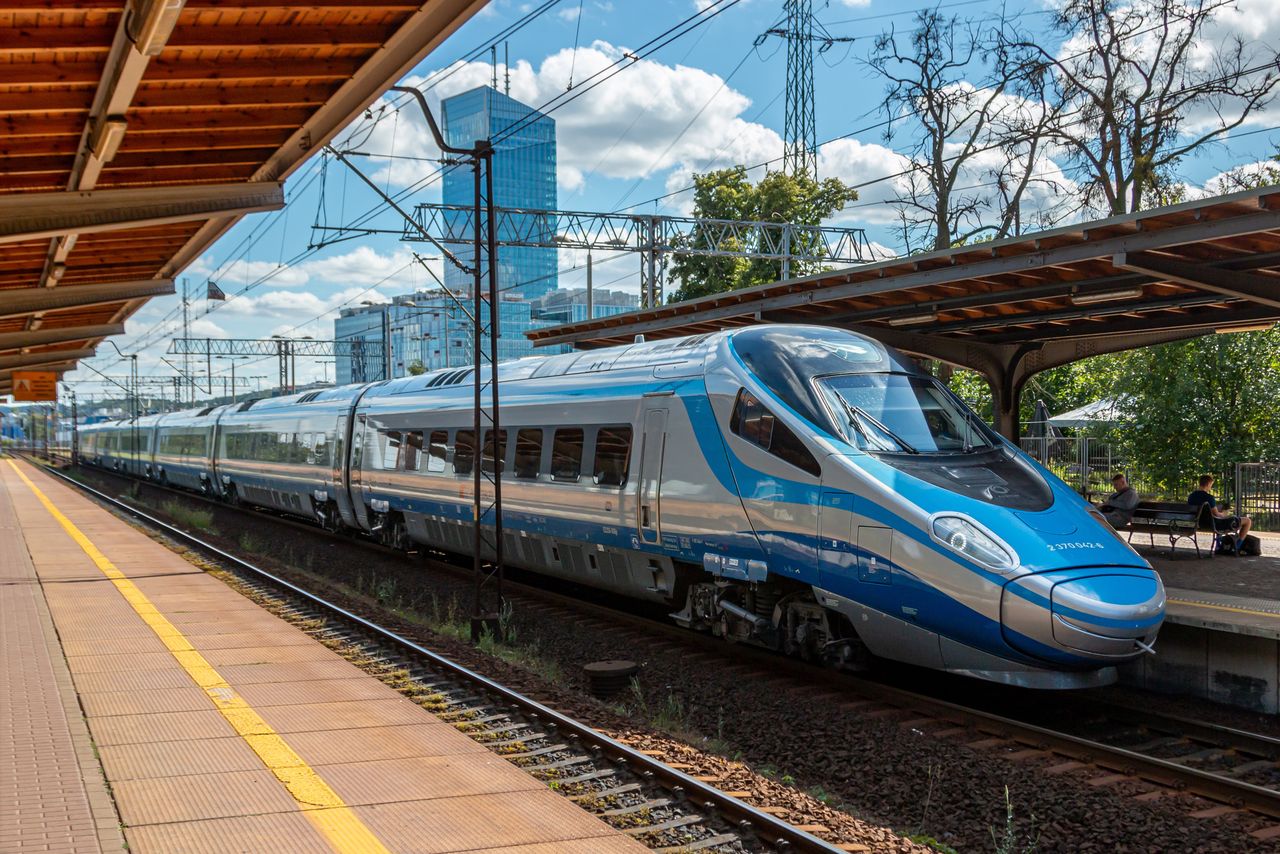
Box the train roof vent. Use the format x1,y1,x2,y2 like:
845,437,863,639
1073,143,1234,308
197,406,216,416
237,400,257,412
676,333,713,349
297,391,321,403
427,371,473,391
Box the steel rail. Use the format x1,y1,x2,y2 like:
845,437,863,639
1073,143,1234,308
32,460,842,854
44,457,1280,822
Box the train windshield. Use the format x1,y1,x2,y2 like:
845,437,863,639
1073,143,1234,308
816,373,998,455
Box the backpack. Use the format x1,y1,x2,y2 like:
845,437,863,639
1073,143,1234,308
1216,537,1238,556
1240,534,1263,557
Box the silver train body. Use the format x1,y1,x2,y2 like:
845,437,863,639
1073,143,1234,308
81,325,1164,688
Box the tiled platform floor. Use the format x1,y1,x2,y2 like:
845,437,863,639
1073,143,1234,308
2,457,644,854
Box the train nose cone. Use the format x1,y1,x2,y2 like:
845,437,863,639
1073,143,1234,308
1002,572,1165,663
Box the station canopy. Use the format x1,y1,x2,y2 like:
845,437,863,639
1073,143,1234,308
0,0,485,396
527,186,1280,436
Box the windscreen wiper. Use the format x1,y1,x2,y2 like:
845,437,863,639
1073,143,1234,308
836,398,917,454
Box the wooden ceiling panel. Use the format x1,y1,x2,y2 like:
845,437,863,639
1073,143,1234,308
0,0,487,380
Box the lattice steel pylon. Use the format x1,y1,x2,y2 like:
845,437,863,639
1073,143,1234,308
757,0,854,178
784,0,816,177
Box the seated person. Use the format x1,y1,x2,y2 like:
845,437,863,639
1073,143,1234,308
1188,474,1252,551
1099,473,1140,529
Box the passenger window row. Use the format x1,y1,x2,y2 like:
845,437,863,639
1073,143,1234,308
158,431,209,457
223,430,331,466
374,425,633,487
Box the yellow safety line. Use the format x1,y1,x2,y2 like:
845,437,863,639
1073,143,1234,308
1168,597,1280,620
6,460,391,854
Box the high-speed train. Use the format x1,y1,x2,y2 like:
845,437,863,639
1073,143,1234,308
80,325,1164,688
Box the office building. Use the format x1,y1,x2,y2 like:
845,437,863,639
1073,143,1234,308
441,86,557,300
333,287,640,383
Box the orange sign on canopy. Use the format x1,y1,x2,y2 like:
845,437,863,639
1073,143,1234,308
11,371,57,402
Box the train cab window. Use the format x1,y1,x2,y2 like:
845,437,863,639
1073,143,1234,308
730,389,821,477
514,429,542,479
593,426,632,487
551,428,584,482
402,431,424,471
454,430,475,476
426,431,448,473
481,430,506,474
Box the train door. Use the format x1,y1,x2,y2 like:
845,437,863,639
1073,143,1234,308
637,401,668,546
347,412,373,531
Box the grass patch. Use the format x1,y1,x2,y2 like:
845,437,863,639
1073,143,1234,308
161,499,215,533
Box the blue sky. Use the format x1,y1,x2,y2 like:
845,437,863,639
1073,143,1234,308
70,0,1280,399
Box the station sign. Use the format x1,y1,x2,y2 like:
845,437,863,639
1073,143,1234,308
11,371,58,402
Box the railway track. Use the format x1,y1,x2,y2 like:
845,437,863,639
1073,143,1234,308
47,457,1280,841
34,458,842,854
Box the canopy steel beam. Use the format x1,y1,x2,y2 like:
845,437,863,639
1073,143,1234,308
0,349,94,372
0,182,284,246
529,196,1280,347
1113,251,1280,310
978,304,1280,345
0,278,174,320
0,322,124,353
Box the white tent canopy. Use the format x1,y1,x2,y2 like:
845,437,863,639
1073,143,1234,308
1049,397,1125,429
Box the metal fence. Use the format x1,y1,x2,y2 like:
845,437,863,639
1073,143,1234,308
1019,436,1130,501
1237,462,1280,532
1018,436,1228,507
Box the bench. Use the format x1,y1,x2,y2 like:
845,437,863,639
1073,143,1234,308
1126,501,1215,557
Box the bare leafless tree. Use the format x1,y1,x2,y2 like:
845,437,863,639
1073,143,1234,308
1010,0,1280,215
869,11,1060,251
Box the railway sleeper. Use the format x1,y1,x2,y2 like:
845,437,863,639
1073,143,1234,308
603,798,673,817
489,733,549,748
1225,759,1280,778
505,744,570,759
625,814,704,836
571,783,642,802
656,833,740,852
527,756,596,772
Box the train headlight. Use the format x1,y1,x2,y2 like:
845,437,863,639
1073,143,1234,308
931,515,1017,574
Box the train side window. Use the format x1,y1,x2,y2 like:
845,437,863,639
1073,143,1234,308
313,433,329,466
730,389,820,477
593,426,632,487
403,431,424,471
551,428,583,482
481,430,506,474
514,428,542,479
379,430,402,470
426,430,447,473
455,430,475,476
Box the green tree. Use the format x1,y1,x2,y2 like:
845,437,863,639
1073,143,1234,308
407,359,426,376
667,167,857,303
1113,330,1280,493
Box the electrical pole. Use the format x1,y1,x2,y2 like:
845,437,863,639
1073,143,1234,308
382,309,392,381
181,278,191,405
756,0,853,178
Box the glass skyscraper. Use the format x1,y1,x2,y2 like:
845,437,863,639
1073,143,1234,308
441,86,557,300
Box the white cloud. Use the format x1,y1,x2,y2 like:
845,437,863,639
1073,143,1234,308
818,137,911,221
358,42,783,202
557,5,580,21
188,318,228,338
835,0,871,7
